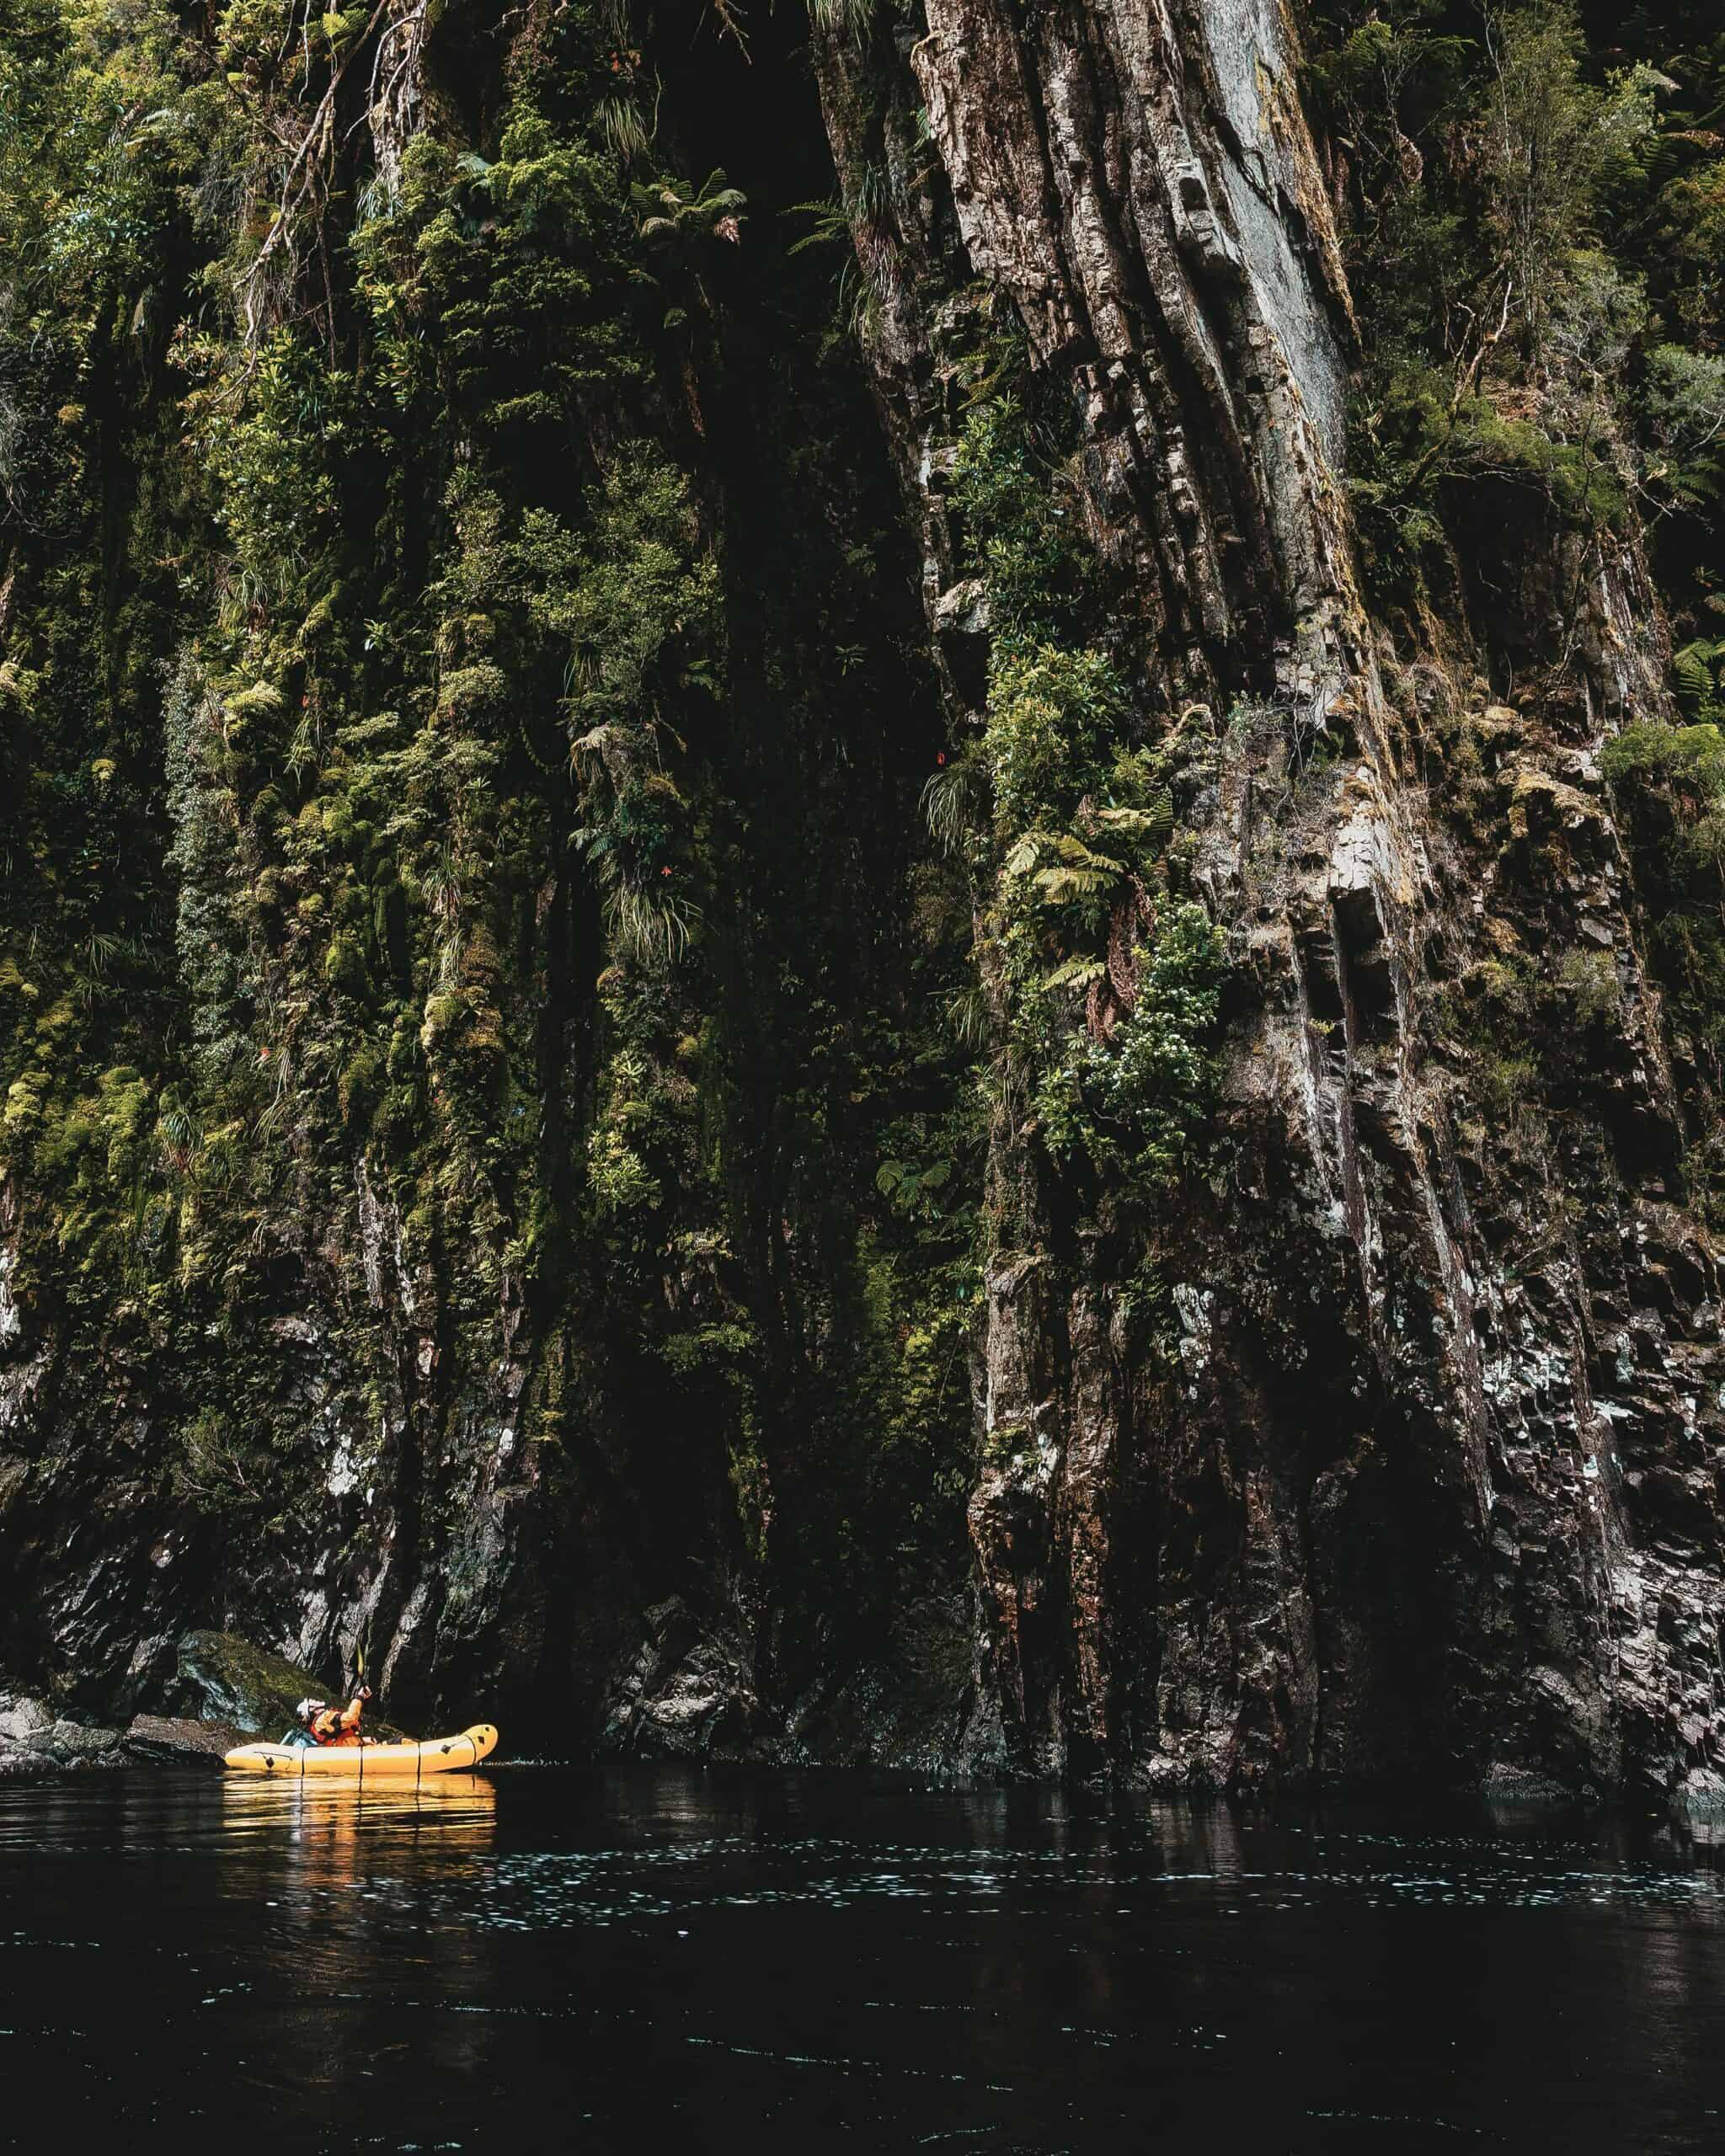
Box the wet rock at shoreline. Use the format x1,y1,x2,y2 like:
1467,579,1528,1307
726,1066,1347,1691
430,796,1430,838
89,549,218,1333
0,1690,123,1776
123,1714,249,1764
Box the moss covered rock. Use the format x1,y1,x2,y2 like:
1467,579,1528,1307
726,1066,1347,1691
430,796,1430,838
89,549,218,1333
174,1631,334,1738
174,1631,407,1740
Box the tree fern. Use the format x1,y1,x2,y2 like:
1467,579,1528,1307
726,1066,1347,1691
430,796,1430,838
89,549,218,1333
633,171,747,244
876,1153,954,1214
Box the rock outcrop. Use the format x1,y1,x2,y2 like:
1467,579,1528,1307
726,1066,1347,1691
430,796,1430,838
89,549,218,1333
812,0,1725,1800
122,1715,251,1764
2,1626,412,1775
0,1691,123,1778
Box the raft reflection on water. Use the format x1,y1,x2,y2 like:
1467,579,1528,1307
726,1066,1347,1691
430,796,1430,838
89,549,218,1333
219,1768,498,1901
216,1772,499,2014
204,1772,503,2090
220,1769,497,1832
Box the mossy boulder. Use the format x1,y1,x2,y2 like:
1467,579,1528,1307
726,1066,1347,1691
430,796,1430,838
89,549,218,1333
173,1630,405,1738
174,1630,325,1737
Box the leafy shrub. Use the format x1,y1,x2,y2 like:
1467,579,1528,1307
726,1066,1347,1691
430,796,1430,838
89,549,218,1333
947,360,1229,1199
985,644,1123,831
1035,904,1228,1183
587,1126,661,1218
1556,947,1621,1025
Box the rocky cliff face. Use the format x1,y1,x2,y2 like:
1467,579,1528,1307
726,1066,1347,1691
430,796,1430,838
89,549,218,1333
818,0,1725,1800
3,0,1723,1801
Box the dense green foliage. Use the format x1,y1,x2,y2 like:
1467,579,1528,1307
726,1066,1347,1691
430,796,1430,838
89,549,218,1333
0,0,977,1674
942,335,1227,1250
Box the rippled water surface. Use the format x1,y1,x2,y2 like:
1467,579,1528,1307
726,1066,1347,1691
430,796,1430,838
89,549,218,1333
3,1765,1724,2149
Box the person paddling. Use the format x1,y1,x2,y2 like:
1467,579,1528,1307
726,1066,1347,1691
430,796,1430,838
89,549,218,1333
312,1687,372,1745
284,1686,373,1747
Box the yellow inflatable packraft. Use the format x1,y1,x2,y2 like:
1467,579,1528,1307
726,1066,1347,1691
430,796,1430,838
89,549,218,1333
224,1723,498,1774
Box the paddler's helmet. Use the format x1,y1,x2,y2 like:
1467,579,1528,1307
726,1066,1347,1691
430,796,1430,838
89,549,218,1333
296,1698,324,1725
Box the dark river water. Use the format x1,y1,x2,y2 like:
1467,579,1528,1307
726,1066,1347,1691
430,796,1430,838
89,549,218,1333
3,1765,1723,2150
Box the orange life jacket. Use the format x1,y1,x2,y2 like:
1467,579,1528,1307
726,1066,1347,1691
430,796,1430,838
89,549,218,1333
311,1699,364,1746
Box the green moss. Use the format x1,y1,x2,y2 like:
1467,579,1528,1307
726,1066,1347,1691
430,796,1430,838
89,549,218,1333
948,367,1227,1204
324,931,369,999
1602,719,1725,1043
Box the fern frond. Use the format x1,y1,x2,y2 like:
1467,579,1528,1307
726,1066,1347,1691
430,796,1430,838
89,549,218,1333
1044,956,1106,990
1049,833,1124,875
1095,791,1173,843
784,198,850,255
1673,639,1723,718
1034,865,1108,901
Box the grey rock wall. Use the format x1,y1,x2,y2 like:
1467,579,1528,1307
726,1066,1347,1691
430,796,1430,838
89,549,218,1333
816,0,1725,1800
